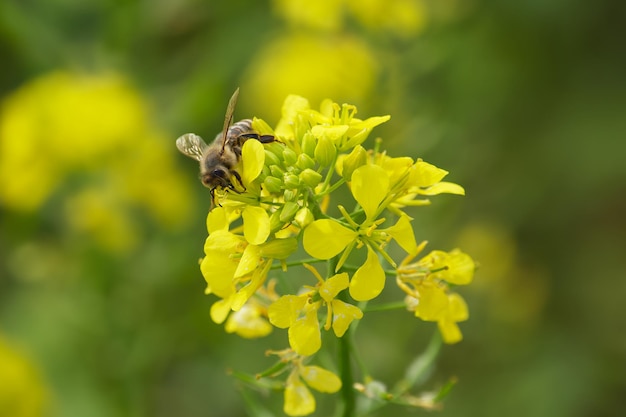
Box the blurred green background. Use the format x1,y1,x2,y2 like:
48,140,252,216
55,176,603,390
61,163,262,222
1,0,625,416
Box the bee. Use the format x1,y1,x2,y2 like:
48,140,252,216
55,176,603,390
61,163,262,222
176,88,275,199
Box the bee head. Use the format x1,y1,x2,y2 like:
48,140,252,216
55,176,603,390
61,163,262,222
200,166,231,189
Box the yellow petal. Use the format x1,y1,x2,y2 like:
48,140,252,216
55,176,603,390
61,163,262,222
241,139,265,185
438,319,463,344
200,253,236,298
331,300,363,337
381,155,413,186
318,273,349,302
349,246,386,301
410,160,448,187
284,371,316,416
289,309,321,356
351,164,389,221
204,230,243,254
414,281,448,321
303,219,357,259
234,243,261,278
427,249,475,285
446,293,469,322
419,181,465,196
385,215,417,254
268,295,307,328
232,260,271,311
225,304,273,338
243,206,270,245
275,95,310,140
259,237,298,259
209,297,233,324
206,206,229,233
300,365,342,393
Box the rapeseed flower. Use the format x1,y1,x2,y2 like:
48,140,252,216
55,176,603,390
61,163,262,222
184,92,475,415
0,71,194,251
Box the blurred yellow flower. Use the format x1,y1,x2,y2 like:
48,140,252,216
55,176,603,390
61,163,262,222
0,71,195,251
273,0,343,32
346,0,427,37
0,336,48,417
272,0,427,37
242,34,378,121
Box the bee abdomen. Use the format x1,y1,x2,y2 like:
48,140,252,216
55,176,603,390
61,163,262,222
227,119,254,139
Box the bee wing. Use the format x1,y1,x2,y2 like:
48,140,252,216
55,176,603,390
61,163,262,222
176,133,207,162
220,88,240,154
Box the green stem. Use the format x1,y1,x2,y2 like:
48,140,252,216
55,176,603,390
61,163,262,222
330,256,356,417
270,258,326,270
338,323,356,417
362,301,407,313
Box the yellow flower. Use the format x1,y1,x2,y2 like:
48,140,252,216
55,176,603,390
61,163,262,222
390,159,466,209
397,246,475,343
0,71,194,251
201,207,297,309
284,363,341,416
242,34,378,121
272,0,427,38
0,335,49,417
302,219,358,260
303,163,419,300
269,268,362,354
349,246,386,301
224,303,273,338
269,293,321,356
272,0,343,32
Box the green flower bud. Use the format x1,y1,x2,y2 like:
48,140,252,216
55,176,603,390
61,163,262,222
282,148,298,166
280,201,300,223
294,207,314,228
314,136,336,167
301,132,316,157
283,173,300,189
296,153,316,171
264,149,282,168
341,145,368,180
259,237,298,259
263,176,283,193
269,210,285,232
283,189,297,202
299,168,323,188
270,165,285,178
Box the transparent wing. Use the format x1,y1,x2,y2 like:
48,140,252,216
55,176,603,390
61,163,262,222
176,133,207,162
220,88,240,154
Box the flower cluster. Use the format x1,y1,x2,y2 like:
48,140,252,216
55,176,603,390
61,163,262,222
195,94,475,415
0,72,195,252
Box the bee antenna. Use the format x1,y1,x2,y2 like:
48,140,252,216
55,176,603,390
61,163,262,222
220,88,240,155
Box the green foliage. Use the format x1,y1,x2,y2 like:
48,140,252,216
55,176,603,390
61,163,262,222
1,0,625,416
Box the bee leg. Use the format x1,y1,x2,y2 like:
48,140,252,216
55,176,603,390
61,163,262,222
231,171,246,192
210,188,221,208
239,133,276,144
258,134,276,144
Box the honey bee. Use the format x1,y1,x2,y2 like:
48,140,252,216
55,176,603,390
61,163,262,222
176,88,275,198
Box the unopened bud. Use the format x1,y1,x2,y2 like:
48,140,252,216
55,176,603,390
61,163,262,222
296,153,316,171
299,168,323,188
283,173,300,189
314,136,336,167
341,145,367,180
294,207,314,228
301,132,316,157
280,201,300,222
263,176,283,193
282,148,298,166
